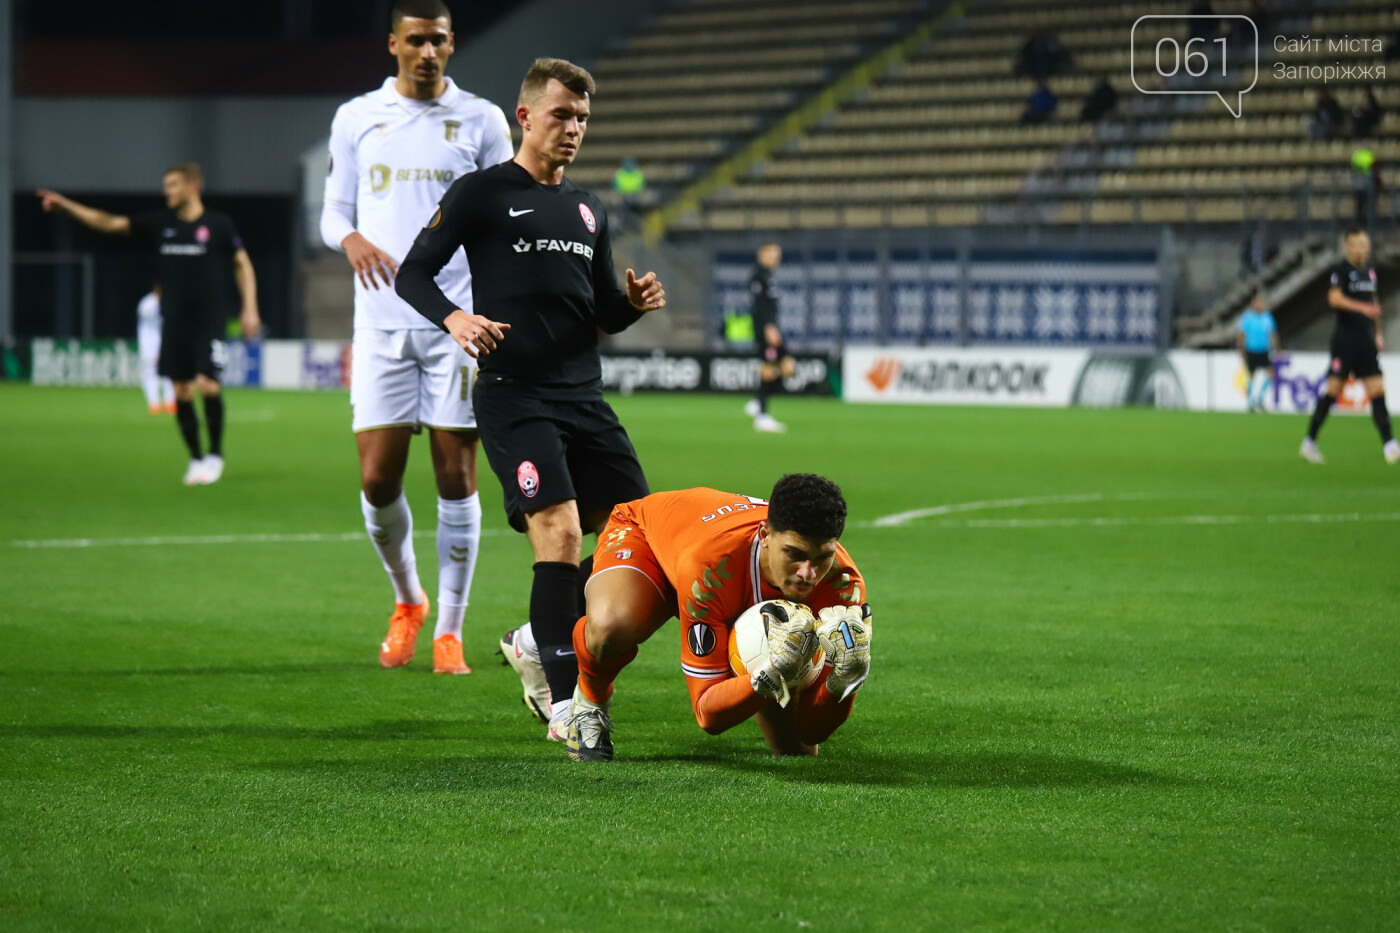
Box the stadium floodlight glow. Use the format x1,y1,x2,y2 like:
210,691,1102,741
1130,15,1258,119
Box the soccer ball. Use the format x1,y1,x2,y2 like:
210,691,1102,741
727,599,825,695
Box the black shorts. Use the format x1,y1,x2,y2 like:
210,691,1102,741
474,386,650,533
1244,351,1272,374
1328,331,1382,381
158,329,226,382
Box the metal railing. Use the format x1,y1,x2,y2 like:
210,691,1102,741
14,252,96,339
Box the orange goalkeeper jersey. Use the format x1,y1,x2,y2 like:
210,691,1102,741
602,487,866,686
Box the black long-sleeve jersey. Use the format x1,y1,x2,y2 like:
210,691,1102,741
396,160,642,398
1329,260,1379,342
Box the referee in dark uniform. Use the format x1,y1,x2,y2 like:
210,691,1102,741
1301,227,1398,464
38,164,261,485
396,58,666,735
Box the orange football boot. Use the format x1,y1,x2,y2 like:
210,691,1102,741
163,402,177,414
433,634,472,674
379,593,429,668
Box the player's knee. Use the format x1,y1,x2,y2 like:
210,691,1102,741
360,471,402,507
536,515,583,558
584,600,642,657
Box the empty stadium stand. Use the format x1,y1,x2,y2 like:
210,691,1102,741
572,0,937,205
617,0,1400,232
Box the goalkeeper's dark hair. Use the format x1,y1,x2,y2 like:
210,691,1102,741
392,0,451,30
1344,226,1368,239
767,473,846,541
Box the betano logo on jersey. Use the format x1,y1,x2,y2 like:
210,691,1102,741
369,164,456,194
512,237,595,259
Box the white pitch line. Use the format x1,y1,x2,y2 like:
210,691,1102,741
6,528,508,550
936,512,1400,530
866,492,1151,528
13,506,1399,550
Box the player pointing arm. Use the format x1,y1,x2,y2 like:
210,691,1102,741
38,165,259,486
38,187,261,338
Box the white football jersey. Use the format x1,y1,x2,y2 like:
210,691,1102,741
324,77,513,331
137,291,161,325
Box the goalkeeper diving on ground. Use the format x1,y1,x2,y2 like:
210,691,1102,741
499,473,872,761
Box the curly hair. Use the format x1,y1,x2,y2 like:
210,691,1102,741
767,473,846,541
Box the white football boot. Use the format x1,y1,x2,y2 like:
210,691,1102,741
182,458,208,485
201,454,224,485
566,686,614,762
496,627,552,724
547,698,572,743
743,398,761,418
1384,439,1400,464
754,413,787,434
1299,438,1324,464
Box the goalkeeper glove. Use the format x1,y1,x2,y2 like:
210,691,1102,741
749,601,818,708
816,604,872,702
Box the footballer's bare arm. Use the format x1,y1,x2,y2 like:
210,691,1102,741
232,249,262,337
36,190,131,235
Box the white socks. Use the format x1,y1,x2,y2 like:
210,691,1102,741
360,491,423,606
433,493,481,640
141,363,174,409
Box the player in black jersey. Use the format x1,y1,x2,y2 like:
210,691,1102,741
396,58,666,737
743,242,793,433
1300,228,1398,464
38,164,261,484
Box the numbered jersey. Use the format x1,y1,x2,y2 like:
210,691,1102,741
599,488,866,682
325,77,513,331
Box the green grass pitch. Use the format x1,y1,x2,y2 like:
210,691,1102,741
2,385,1397,931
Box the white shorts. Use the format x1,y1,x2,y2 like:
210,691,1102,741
351,328,477,433
137,322,162,364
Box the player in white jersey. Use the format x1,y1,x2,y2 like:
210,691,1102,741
320,0,514,675
136,289,176,414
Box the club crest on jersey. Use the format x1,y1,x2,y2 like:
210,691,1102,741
195,226,210,244
615,549,632,560
578,202,597,234
687,623,717,657
444,120,461,142
517,461,540,498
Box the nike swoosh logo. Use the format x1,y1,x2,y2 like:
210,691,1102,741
552,648,577,658
508,208,534,217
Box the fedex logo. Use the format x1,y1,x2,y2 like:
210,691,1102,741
1269,355,1370,413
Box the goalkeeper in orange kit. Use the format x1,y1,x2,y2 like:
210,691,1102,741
563,473,873,761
